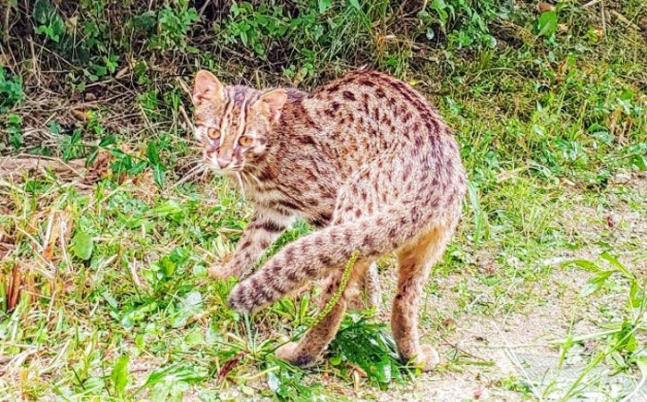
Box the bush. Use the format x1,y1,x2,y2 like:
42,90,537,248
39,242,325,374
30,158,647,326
0,67,24,112
5,0,508,85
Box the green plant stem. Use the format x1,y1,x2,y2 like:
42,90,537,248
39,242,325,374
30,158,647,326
309,250,360,329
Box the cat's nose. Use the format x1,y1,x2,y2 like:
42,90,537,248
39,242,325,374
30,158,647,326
217,155,232,169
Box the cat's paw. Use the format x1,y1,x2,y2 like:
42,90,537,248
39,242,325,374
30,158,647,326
275,342,299,362
415,344,441,372
227,283,254,314
275,342,317,367
207,264,238,281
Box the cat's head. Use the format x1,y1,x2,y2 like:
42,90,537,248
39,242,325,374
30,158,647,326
192,70,287,173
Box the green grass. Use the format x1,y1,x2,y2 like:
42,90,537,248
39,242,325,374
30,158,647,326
1,1,647,400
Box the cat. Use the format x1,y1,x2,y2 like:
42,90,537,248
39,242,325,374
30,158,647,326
192,69,466,371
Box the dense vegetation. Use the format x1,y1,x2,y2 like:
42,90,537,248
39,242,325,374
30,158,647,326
1,1,646,400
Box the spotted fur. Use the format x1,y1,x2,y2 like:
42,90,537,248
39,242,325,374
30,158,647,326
192,70,466,371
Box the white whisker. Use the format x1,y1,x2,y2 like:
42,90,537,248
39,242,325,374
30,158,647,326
174,162,208,188
236,172,246,200
246,171,263,187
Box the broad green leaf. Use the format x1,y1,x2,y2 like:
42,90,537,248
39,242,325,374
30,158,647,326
580,271,613,297
318,0,332,13
564,259,601,272
371,357,393,383
152,200,183,219
153,164,165,188
72,231,93,260
146,141,160,165
632,155,647,171
537,11,557,37
111,354,130,396
600,252,625,271
348,0,360,11
329,355,342,365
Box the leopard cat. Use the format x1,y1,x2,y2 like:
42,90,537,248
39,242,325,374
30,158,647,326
192,69,466,370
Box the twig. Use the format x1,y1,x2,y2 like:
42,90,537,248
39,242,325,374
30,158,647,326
184,304,222,327
610,10,642,31
601,0,606,36
582,0,603,8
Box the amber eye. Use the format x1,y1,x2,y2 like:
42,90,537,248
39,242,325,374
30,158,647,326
207,127,221,140
238,136,253,147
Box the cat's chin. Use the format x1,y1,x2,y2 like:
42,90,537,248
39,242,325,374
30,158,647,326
205,165,244,175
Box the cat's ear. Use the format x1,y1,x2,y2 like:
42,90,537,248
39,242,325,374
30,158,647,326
193,70,224,106
254,89,288,123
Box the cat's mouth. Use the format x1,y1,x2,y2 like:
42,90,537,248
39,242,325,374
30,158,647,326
203,152,244,174
204,159,244,174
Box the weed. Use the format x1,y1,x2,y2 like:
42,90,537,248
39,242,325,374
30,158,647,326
2,114,23,150
329,313,415,389
149,1,200,52
561,253,647,400
0,68,23,112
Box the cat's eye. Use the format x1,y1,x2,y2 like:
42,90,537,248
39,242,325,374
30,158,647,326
239,136,253,147
207,127,221,140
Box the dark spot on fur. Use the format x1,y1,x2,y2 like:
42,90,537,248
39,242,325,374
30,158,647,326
342,91,356,101
297,135,316,146
327,84,340,93
257,220,285,233
278,199,303,211
362,234,375,249
311,212,332,227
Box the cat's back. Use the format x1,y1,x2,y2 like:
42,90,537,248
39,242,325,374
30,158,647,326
302,70,449,147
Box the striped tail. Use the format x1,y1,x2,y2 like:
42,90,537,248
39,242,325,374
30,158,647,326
228,205,440,313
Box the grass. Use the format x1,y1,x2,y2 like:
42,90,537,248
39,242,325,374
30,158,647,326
1,1,647,400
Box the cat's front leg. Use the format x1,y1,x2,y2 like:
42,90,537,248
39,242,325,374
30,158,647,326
209,208,294,280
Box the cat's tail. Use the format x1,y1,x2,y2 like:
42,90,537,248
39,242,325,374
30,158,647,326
228,205,447,313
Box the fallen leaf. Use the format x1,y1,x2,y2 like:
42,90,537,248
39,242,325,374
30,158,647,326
537,2,556,13
217,352,247,383
71,109,89,121
441,318,457,328
605,214,617,229
115,67,130,79
8,264,22,311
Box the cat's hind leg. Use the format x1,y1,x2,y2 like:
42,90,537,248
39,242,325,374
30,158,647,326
275,259,370,366
391,224,452,372
345,261,381,311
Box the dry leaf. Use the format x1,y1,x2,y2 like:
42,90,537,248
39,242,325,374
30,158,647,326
441,318,457,328
605,214,617,229
71,109,89,121
7,264,22,311
217,352,247,383
537,2,555,13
